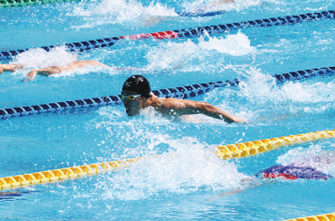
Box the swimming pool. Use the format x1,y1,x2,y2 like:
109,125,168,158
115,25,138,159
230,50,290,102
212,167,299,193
1,0,335,220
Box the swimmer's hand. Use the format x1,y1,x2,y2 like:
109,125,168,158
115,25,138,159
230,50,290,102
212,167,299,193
234,117,248,124
0,68,3,74
23,70,38,82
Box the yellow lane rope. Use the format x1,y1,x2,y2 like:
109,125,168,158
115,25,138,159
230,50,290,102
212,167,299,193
0,129,335,190
216,129,335,160
286,212,335,221
0,157,145,190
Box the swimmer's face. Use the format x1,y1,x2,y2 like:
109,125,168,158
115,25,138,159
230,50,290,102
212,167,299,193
121,90,143,116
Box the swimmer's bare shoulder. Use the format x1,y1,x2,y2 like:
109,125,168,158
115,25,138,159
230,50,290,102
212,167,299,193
153,96,247,124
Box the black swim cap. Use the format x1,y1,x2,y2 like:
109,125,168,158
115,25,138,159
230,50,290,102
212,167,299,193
122,75,151,97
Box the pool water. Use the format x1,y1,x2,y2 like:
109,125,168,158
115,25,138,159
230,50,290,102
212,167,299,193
1,0,335,220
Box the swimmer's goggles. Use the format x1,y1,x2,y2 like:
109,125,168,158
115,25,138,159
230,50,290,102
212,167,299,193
121,94,141,101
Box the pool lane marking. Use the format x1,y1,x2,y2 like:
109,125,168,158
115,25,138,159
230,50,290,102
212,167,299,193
0,157,148,189
0,10,334,59
0,129,334,190
286,212,335,221
0,0,79,8
1,65,334,120
216,129,335,160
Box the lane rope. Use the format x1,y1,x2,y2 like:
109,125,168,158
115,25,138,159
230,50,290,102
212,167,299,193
0,0,76,8
1,10,334,60
1,65,334,120
216,129,335,160
0,129,334,190
286,212,335,221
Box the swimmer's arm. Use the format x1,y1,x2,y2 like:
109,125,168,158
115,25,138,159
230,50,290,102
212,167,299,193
25,69,40,81
25,67,60,81
0,64,24,74
161,99,247,124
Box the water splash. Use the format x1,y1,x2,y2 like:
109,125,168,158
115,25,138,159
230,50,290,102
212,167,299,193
181,0,264,14
68,0,177,29
95,136,248,201
277,144,335,175
12,46,77,69
145,31,256,71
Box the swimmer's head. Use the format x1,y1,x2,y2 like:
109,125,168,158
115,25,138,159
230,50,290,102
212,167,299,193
121,75,151,97
121,75,151,116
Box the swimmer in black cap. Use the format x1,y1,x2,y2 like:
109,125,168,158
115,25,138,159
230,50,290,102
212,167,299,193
121,75,247,123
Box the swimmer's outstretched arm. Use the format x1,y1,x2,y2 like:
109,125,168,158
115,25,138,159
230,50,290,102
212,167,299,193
158,98,247,124
26,67,62,81
25,60,111,81
207,177,270,202
0,64,24,74
24,60,145,81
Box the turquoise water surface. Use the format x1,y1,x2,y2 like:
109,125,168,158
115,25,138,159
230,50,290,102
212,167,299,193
1,0,335,220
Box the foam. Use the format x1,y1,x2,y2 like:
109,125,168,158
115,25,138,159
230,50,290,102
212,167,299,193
181,0,264,14
237,66,335,106
277,144,335,175
69,0,177,29
11,46,77,69
97,136,248,200
145,32,256,71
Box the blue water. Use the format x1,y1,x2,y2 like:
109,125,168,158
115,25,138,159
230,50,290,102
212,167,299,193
1,0,335,220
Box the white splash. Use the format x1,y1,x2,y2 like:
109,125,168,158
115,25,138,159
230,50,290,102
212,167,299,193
97,136,248,200
277,144,335,175
181,0,264,14
198,31,257,56
238,67,335,104
12,46,77,69
72,0,176,17
69,0,177,28
145,32,256,71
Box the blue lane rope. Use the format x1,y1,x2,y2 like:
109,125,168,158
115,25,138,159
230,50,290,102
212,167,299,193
1,66,334,119
176,10,226,17
0,10,334,60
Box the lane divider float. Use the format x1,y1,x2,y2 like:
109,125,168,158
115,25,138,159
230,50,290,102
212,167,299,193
0,129,334,190
0,157,145,189
216,129,335,160
0,0,76,8
1,10,334,59
1,66,334,120
286,212,335,221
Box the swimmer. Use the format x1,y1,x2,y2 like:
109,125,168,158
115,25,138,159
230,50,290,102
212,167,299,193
0,60,143,81
25,60,110,81
144,0,235,26
211,153,335,200
177,0,235,17
0,60,109,81
0,64,24,74
121,75,247,123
